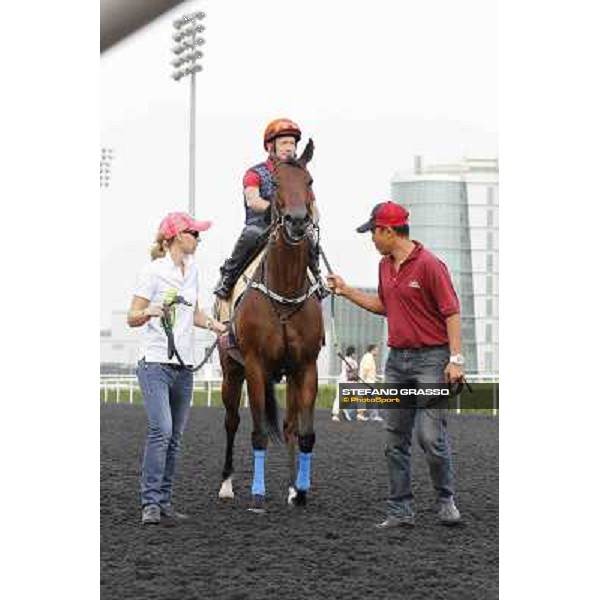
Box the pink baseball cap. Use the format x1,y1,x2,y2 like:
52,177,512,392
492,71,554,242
158,212,212,240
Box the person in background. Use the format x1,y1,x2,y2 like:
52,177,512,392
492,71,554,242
358,344,381,421
331,346,359,421
127,212,227,525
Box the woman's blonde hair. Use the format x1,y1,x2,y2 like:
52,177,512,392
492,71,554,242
150,232,172,260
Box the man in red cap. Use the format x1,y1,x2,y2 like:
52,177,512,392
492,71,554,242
213,118,327,302
327,201,464,528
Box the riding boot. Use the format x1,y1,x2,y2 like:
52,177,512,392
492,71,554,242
308,240,330,301
214,224,269,299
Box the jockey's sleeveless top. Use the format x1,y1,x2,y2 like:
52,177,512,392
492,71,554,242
244,162,276,226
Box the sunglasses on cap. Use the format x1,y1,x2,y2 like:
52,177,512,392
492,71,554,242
182,229,200,240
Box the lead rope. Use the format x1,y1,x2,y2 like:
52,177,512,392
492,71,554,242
317,246,376,392
160,298,220,373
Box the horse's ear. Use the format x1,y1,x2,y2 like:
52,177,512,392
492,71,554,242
298,138,314,166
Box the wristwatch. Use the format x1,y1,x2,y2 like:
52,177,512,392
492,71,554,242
449,354,465,366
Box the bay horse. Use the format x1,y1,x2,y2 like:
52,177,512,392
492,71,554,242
217,139,324,512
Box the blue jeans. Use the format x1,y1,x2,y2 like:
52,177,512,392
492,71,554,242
136,360,193,507
384,346,455,516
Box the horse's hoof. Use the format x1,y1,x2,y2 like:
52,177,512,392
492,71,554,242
293,490,307,507
248,495,266,514
218,477,234,500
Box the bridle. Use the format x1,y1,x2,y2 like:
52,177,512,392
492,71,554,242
247,157,321,306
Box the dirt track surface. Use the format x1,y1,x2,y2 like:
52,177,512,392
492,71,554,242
101,405,498,600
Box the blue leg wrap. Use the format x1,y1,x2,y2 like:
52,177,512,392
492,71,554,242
295,452,313,492
251,449,266,496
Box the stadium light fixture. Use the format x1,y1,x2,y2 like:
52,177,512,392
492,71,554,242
170,10,207,217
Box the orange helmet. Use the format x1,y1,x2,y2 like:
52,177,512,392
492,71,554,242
263,118,302,150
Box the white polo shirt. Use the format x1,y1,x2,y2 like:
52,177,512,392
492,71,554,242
134,254,199,365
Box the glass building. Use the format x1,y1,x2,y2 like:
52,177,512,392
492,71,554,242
391,157,499,374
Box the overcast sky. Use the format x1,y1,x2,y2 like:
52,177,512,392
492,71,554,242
101,0,498,329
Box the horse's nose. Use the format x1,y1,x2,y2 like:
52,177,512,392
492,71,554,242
286,213,306,237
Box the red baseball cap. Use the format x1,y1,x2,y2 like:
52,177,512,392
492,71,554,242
356,201,410,233
158,212,212,240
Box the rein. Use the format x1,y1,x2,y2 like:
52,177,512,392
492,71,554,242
318,246,377,392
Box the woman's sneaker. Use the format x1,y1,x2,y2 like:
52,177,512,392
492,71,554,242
141,504,161,525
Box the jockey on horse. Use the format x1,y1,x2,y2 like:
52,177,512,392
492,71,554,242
213,118,329,304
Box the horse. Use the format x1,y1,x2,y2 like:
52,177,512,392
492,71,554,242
217,139,324,512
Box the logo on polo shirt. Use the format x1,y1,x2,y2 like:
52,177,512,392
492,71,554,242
408,280,421,289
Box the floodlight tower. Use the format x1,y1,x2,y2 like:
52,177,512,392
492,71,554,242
171,11,206,217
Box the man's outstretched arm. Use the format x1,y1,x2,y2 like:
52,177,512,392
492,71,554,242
327,274,386,315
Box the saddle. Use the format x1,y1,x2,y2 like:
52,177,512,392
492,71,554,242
214,250,266,323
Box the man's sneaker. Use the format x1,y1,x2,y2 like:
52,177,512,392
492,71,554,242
438,498,461,525
160,504,189,520
376,513,415,529
370,416,384,422
141,504,161,525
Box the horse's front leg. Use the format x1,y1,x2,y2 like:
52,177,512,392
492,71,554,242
218,350,244,500
284,377,298,505
292,362,318,506
245,356,270,513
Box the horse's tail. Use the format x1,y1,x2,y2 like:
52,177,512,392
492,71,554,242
264,378,282,443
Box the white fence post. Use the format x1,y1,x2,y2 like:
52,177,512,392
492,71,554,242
207,379,212,407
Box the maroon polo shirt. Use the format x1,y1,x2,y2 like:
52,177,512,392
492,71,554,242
377,241,460,349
